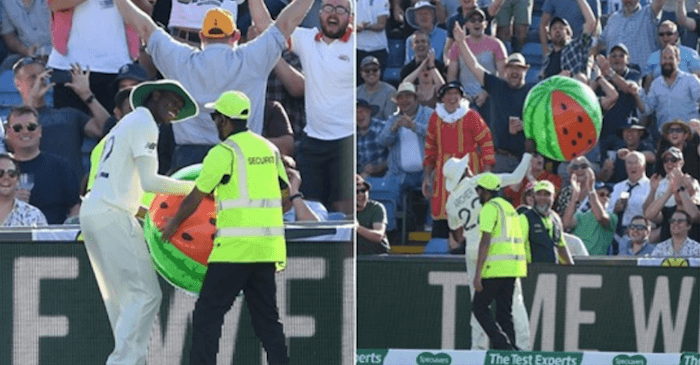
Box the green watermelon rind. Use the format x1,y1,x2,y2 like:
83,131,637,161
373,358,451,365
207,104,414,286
523,85,562,160
523,76,603,161
144,215,207,295
144,163,207,295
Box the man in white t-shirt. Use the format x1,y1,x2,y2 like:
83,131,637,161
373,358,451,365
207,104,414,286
47,0,146,113
79,80,198,365
356,0,390,71
291,0,355,214
444,140,535,350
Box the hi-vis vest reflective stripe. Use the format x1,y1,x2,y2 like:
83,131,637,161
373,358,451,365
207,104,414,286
481,198,527,279
209,136,285,264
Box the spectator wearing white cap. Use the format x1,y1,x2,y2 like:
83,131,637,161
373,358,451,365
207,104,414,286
404,1,448,64
357,56,398,120
377,82,433,207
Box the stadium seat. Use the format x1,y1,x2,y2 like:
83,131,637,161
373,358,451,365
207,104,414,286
526,67,541,84
386,38,406,68
423,238,449,254
383,67,402,86
327,212,348,221
521,42,543,67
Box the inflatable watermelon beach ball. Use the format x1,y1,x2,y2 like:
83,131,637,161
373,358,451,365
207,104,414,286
523,76,603,162
143,164,216,295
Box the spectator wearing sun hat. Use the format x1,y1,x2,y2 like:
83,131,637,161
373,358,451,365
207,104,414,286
654,119,700,181
403,0,448,64
113,0,316,172
357,99,388,178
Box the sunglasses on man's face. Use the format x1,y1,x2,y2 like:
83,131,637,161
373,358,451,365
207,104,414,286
0,168,19,178
356,188,368,194
663,157,680,164
658,31,675,37
668,127,686,134
570,163,588,170
669,218,688,224
11,123,39,133
629,224,647,230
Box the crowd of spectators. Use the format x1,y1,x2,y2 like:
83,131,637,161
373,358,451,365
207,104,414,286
357,0,700,257
0,0,354,227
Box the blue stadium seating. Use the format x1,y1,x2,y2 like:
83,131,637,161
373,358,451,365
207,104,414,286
423,238,449,254
526,67,541,84
521,42,543,67
386,38,406,68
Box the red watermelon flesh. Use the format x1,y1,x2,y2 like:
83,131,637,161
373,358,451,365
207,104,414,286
551,90,598,160
150,194,216,266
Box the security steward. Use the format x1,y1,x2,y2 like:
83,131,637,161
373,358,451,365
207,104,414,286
472,173,527,350
161,90,290,365
519,180,574,265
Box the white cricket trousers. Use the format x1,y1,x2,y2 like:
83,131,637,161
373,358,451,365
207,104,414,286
80,199,162,365
465,232,531,350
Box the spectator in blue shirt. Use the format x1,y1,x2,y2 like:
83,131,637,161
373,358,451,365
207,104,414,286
643,20,700,90
634,44,700,132
404,1,448,65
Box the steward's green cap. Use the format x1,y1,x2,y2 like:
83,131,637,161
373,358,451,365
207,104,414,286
204,90,251,120
477,173,500,191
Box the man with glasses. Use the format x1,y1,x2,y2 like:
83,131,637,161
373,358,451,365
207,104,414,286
654,119,700,181
357,56,397,120
356,174,390,255
562,169,618,255
292,0,355,215
80,80,198,365
0,153,47,227
12,56,111,179
3,105,81,224
651,210,700,257
643,20,700,90
113,0,316,172
617,216,655,256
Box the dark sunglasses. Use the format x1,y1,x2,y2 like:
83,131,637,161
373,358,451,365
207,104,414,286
663,157,680,164
629,224,647,230
12,56,44,73
0,168,19,178
669,218,687,224
570,163,588,170
468,17,484,23
658,32,675,37
356,188,368,194
362,68,380,74
11,123,39,133
668,127,686,134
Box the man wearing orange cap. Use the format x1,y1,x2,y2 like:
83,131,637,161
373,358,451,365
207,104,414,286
113,0,315,172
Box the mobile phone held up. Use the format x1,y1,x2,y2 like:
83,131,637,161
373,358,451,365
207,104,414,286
50,69,72,85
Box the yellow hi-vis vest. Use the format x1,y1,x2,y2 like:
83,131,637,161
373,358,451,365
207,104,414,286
481,198,527,279
200,131,287,267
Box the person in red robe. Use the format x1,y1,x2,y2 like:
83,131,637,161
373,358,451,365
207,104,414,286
423,81,495,238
